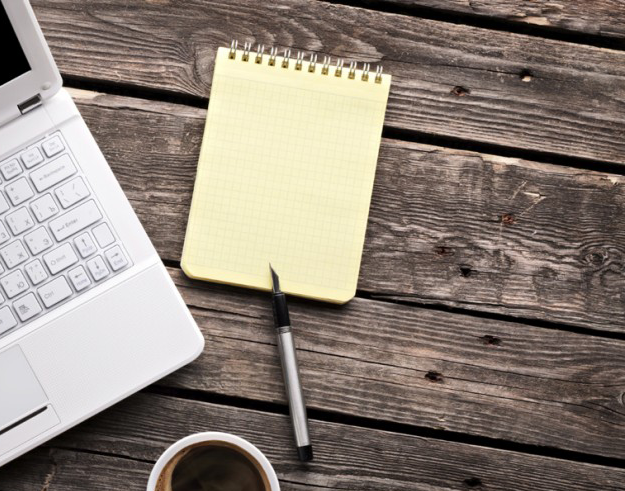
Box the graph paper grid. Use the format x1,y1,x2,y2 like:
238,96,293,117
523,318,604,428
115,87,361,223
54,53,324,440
181,47,391,303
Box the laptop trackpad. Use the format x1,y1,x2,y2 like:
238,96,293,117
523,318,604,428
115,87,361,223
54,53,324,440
0,345,48,429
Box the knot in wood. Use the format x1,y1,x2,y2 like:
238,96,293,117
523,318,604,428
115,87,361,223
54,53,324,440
583,248,608,267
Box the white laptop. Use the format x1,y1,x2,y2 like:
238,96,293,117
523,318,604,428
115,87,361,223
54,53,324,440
0,0,204,466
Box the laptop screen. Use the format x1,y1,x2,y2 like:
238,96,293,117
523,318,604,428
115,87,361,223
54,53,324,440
1,5,31,87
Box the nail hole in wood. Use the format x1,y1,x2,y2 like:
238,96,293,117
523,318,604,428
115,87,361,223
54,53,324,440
434,246,454,256
501,213,515,225
425,371,444,383
520,69,533,82
480,335,502,346
459,265,472,277
464,477,483,488
451,85,471,96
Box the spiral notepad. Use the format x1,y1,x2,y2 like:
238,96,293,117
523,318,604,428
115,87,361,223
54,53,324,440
181,42,391,303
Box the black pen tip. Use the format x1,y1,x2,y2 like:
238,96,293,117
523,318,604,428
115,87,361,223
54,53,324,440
269,263,280,293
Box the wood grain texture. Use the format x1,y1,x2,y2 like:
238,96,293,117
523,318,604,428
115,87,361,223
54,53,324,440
3,394,625,491
159,266,625,460
0,449,151,491
70,89,625,333
376,0,625,40
31,0,625,164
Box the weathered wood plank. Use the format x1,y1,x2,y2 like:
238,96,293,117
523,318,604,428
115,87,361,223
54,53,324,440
71,89,625,333
0,449,150,491
161,266,625,460
376,0,625,41
32,0,625,164
0,449,53,491
3,394,625,490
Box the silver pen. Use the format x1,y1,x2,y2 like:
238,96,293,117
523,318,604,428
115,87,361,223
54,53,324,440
270,265,313,462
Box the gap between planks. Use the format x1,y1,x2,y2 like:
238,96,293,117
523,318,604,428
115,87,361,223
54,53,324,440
39,89,625,463
318,0,625,49
146,384,625,470
68,88,625,334
152,265,625,461
62,77,625,178
162,257,625,343
3,393,625,491
31,0,625,165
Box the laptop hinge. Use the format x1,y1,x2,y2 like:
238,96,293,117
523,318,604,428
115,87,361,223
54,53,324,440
18,95,43,115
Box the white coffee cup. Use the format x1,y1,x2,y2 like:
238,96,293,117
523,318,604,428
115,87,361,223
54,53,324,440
146,432,280,491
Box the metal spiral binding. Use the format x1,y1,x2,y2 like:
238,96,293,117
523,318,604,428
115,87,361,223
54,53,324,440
227,41,384,83
375,65,383,84
295,51,304,71
322,56,331,75
228,40,238,59
281,49,291,69
269,47,277,66
242,42,251,62
308,54,317,73
335,59,344,77
255,44,264,64
348,61,357,79
362,63,370,82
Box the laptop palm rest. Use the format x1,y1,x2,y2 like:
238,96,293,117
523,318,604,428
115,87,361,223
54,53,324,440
0,346,59,456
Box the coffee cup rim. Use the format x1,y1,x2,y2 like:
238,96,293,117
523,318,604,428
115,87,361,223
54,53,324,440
146,432,280,491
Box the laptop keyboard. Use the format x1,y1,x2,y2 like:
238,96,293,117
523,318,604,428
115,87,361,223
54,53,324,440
0,131,131,338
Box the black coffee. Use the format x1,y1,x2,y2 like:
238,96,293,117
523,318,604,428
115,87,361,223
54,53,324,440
169,445,267,491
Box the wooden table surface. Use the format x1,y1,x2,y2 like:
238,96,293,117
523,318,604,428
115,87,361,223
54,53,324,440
2,1,625,490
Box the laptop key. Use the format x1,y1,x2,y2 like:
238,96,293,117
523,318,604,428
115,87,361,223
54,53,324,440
13,293,42,322
74,232,97,258
92,223,114,248
0,222,10,245
6,207,35,235
0,306,17,335
5,177,34,206
68,266,91,292
24,227,54,255
21,148,44,169
30,154,76,192
0,240,29,269
105,246,128,271
55,177,90,208
30,193,59,222
0,193,10,215
42,136,65,158
0,159,22,181
87,255,109,281
1,270,29,299
49,200,102,241
38,276,72,308
25,259,49,286
43,243,79,275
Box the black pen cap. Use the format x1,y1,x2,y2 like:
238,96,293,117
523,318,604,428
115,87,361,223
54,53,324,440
298,445,314,462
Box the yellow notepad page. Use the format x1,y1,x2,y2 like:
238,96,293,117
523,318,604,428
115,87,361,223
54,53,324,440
182,47,391,303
